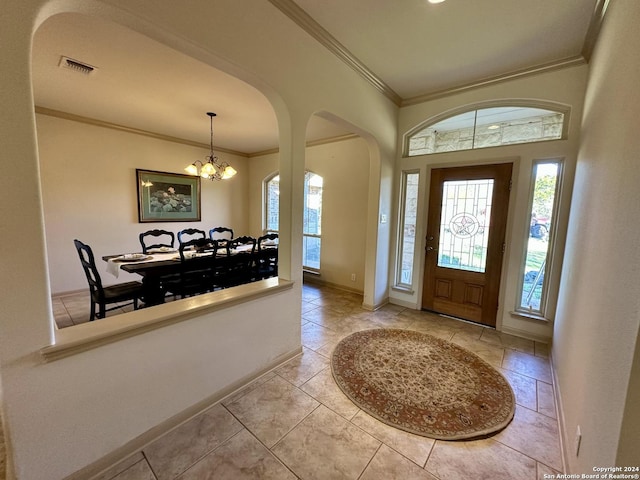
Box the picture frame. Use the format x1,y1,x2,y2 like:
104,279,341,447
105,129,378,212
136,169,201,223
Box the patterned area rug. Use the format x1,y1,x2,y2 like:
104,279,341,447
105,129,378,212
331,329,515,440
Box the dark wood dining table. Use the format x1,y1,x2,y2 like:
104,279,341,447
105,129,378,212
103,251,195,305
103,245,275,306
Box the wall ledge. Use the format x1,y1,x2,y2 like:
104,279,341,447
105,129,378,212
41,278,294,362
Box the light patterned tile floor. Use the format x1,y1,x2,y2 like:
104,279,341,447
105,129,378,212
60,284,562,479
53,291,175,328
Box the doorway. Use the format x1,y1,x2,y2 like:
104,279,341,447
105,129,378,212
422,163,512,327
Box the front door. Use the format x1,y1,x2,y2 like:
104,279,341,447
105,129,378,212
422,163,512,327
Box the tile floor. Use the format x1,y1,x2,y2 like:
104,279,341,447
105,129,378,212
52,291,174,328
58,284,563,480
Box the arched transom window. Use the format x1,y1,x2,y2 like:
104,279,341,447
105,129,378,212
408,105,567,156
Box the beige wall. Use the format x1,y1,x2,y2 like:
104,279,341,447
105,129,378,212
37,113,250,294
38,111,370,295
395,65,588,341
553,0,640,471
249,137,370,292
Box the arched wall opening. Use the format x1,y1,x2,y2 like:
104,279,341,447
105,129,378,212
1,3,304,479
246,110,387,308
307,111,387,310
31,10,290,329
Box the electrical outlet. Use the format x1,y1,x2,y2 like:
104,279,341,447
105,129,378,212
351,273,356,282
574,425,582,456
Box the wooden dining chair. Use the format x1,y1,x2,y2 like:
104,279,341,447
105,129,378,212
177,228,206,246
73,239,144,320
209,227,234,242
139,229,175,253
256,233,278,280
164,238,219,298
223,236,257,287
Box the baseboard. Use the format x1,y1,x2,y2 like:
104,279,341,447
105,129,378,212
362,297,389,312
500,324,552,343
388,297,419,309
51,288,87,299
550,349,570,474
66,346,303,480
302,275,364,295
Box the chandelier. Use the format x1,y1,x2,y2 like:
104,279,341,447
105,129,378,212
185,112,237,181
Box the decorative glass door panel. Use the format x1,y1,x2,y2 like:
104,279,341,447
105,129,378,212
438,179,494,273
423,164,511,327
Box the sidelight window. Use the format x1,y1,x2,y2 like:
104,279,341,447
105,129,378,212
516,160,562,315
396,171,420,288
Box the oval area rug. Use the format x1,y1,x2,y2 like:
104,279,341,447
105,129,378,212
331,328,515,440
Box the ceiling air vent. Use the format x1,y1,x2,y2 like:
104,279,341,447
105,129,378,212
59,56,97,75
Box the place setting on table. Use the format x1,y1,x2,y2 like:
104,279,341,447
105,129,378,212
103,242,259,277
104,248,180,279
102,246,210,306
101,238,275,305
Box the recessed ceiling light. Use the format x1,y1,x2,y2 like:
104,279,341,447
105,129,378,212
487,124,500,130
428,0,446,4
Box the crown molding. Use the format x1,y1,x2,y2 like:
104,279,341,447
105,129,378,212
581,0,610,62
36,106,361,159
248,132,361,158
267,0,402,106
34,106,250,157
401,56,587,107
269,0,608,108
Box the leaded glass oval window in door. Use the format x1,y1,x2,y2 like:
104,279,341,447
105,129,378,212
438,179,494,273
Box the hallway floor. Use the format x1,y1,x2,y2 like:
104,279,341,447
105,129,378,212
72,283,562,480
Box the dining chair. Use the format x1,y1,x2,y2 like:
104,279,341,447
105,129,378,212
73,239,144,320
164,238,220,298
209,227,234,242
139,229,175,253
223,236,257,287
177,228,206,246
255,233,279,280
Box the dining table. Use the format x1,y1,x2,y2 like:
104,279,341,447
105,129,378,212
102,245,262,306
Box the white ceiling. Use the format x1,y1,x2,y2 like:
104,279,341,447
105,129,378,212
31,1,598,155
293,0,597,99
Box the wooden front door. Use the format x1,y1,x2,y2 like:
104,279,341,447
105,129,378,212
422,163,512,327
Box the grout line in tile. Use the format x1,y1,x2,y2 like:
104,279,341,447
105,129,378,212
355,443,383,480
139,452,159,480
482,436,547,476
269,403,323,452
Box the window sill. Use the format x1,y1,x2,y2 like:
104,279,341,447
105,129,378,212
41,278,294,362
509,310,550,323
391,285,414,295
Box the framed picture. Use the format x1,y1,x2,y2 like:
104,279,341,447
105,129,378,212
136,169,201,222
